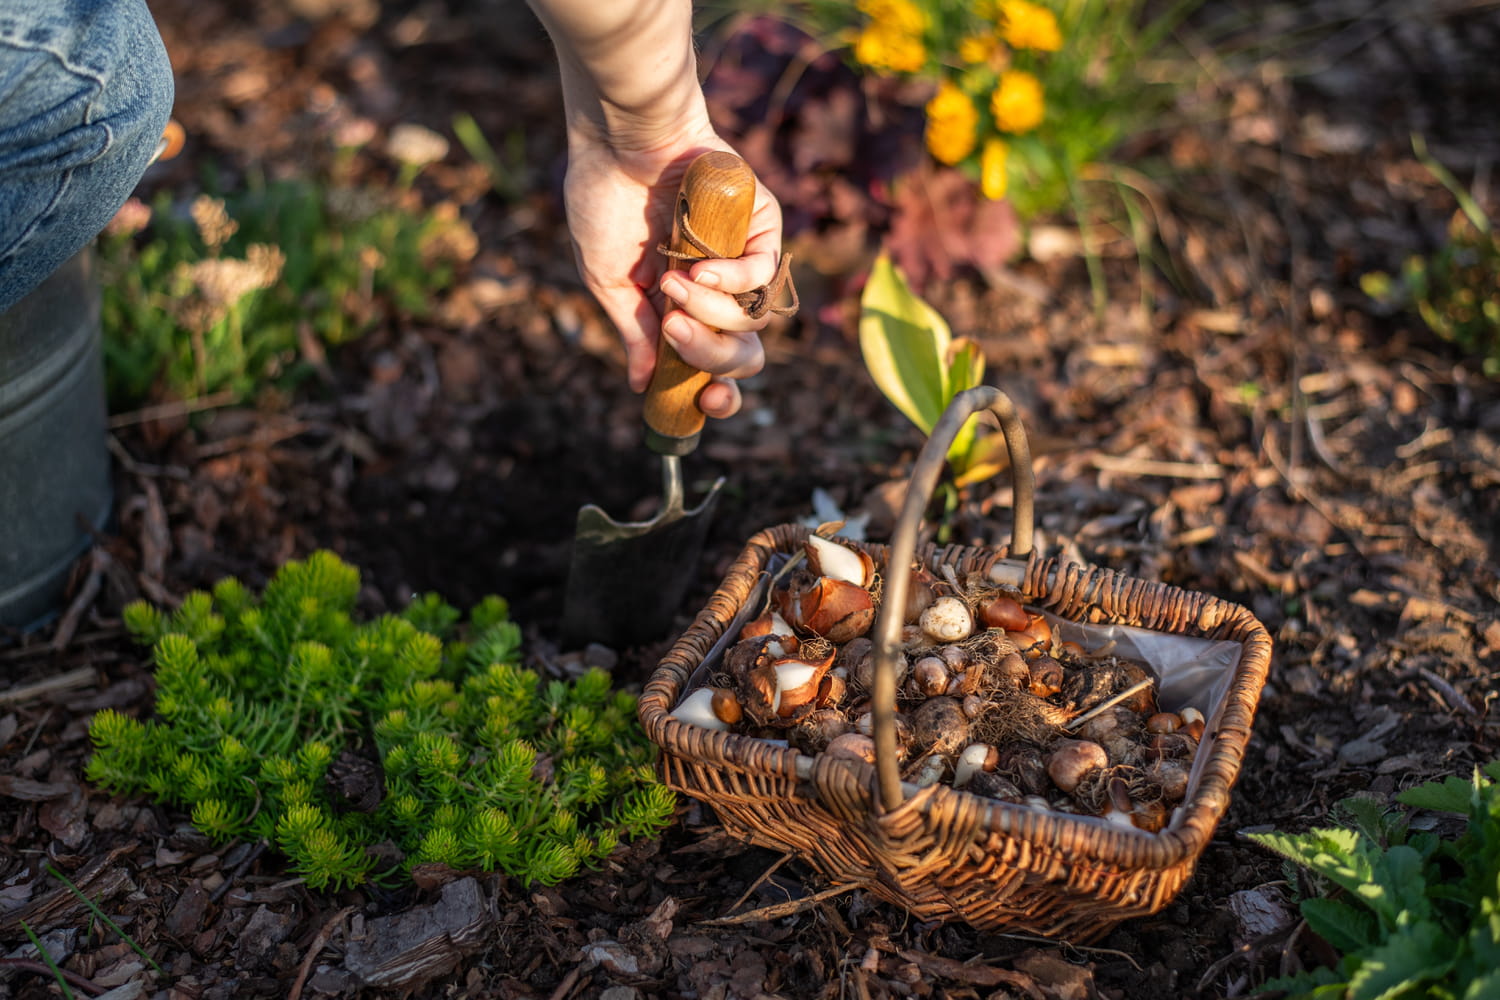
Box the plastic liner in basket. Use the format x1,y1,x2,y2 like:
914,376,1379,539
638,388,1273,941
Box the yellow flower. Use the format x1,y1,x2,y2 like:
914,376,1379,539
924,80,979,165
852,24,928,74
857,0,928,36
957,33,999,65
999,0,1063,51
991,69,1045,133
850,0,928,73
980,137,1009,200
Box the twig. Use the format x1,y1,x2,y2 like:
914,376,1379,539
1414,666,1478,716
192,420,314,460
210,841,270,904
1089,454,1225,480
1063,679,1155,732
105,435,191,481
546,966,582,1000
21,709,52,757
0,629,123,662
696,882,858,927
992,931,1144,969
1195,923,1300,995
1261,425,1374,563
1395,423,1453,460
0,957,106,997
850,964,874,1000
52,548,110,652
286,905,356,1000
0,667,97,707
108,390,237,430
1303,408,1343,475
724,853,793,915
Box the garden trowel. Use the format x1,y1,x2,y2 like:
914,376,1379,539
561,151,757,648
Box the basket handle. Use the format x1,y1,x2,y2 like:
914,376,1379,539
870,386,1035,812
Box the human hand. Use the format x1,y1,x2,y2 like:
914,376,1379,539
560,125,784,420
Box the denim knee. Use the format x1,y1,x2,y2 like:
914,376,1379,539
0,0,175,315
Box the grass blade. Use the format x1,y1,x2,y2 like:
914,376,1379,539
46,864,163,975
18,919,76,1000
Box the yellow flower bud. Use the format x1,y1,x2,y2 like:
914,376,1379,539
981,137,1009,200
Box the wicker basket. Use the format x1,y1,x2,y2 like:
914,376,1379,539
638,388,1272,942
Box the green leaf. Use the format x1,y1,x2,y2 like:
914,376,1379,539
858,253,952,435
944,337,986,471
1249,827,1374,898
1364,845,1432,925
1463,973,1500,1000
1346,919,1454,1000
1398,773,1485,814
1258,964,1347,998
1302,897,1379,954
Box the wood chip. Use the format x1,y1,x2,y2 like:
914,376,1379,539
0,846,136,936
897,948,1045,996
343,877,490,989
0,667,98,707
0,776,75,801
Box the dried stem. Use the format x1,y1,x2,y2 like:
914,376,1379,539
1063,678,1155,733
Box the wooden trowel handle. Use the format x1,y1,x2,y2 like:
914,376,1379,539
643,150,757,457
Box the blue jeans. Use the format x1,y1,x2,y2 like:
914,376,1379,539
0,0,174,315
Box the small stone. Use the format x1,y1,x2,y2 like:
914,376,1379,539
309,965,357,994
581,940,639,977
1338,738,1386,766
1228,885,1293,940
93,981,147,1000
235,905,297,964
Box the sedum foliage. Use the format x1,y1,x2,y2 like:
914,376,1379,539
87,551,675,891
1247,761,1500,1000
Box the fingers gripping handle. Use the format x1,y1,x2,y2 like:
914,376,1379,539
643,151,757,457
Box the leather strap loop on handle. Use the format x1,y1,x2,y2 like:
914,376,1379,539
643,151,757,457
871,387,1036,811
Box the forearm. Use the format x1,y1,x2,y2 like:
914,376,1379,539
525,0,711,150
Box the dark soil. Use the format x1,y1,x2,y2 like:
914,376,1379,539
3,1,1499,998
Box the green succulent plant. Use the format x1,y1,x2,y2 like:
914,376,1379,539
87,551,675,891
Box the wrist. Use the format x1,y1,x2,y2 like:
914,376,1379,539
558,61,713,156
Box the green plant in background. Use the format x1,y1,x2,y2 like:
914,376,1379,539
1246,761,1500,999
859,252,1007,491
776,0,1200,218
1361,136,1500,377
451,112,530,203
98,174,478,409
85,552,675,891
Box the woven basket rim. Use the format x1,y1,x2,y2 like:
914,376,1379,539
640,521,1274,873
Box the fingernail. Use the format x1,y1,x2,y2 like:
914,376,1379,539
695,269,721,289
662,315,689,344
661,274,687,299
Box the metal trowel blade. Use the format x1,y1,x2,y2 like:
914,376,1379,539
560,475,724,649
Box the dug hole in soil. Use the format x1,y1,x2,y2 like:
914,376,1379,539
2,1,1499,998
